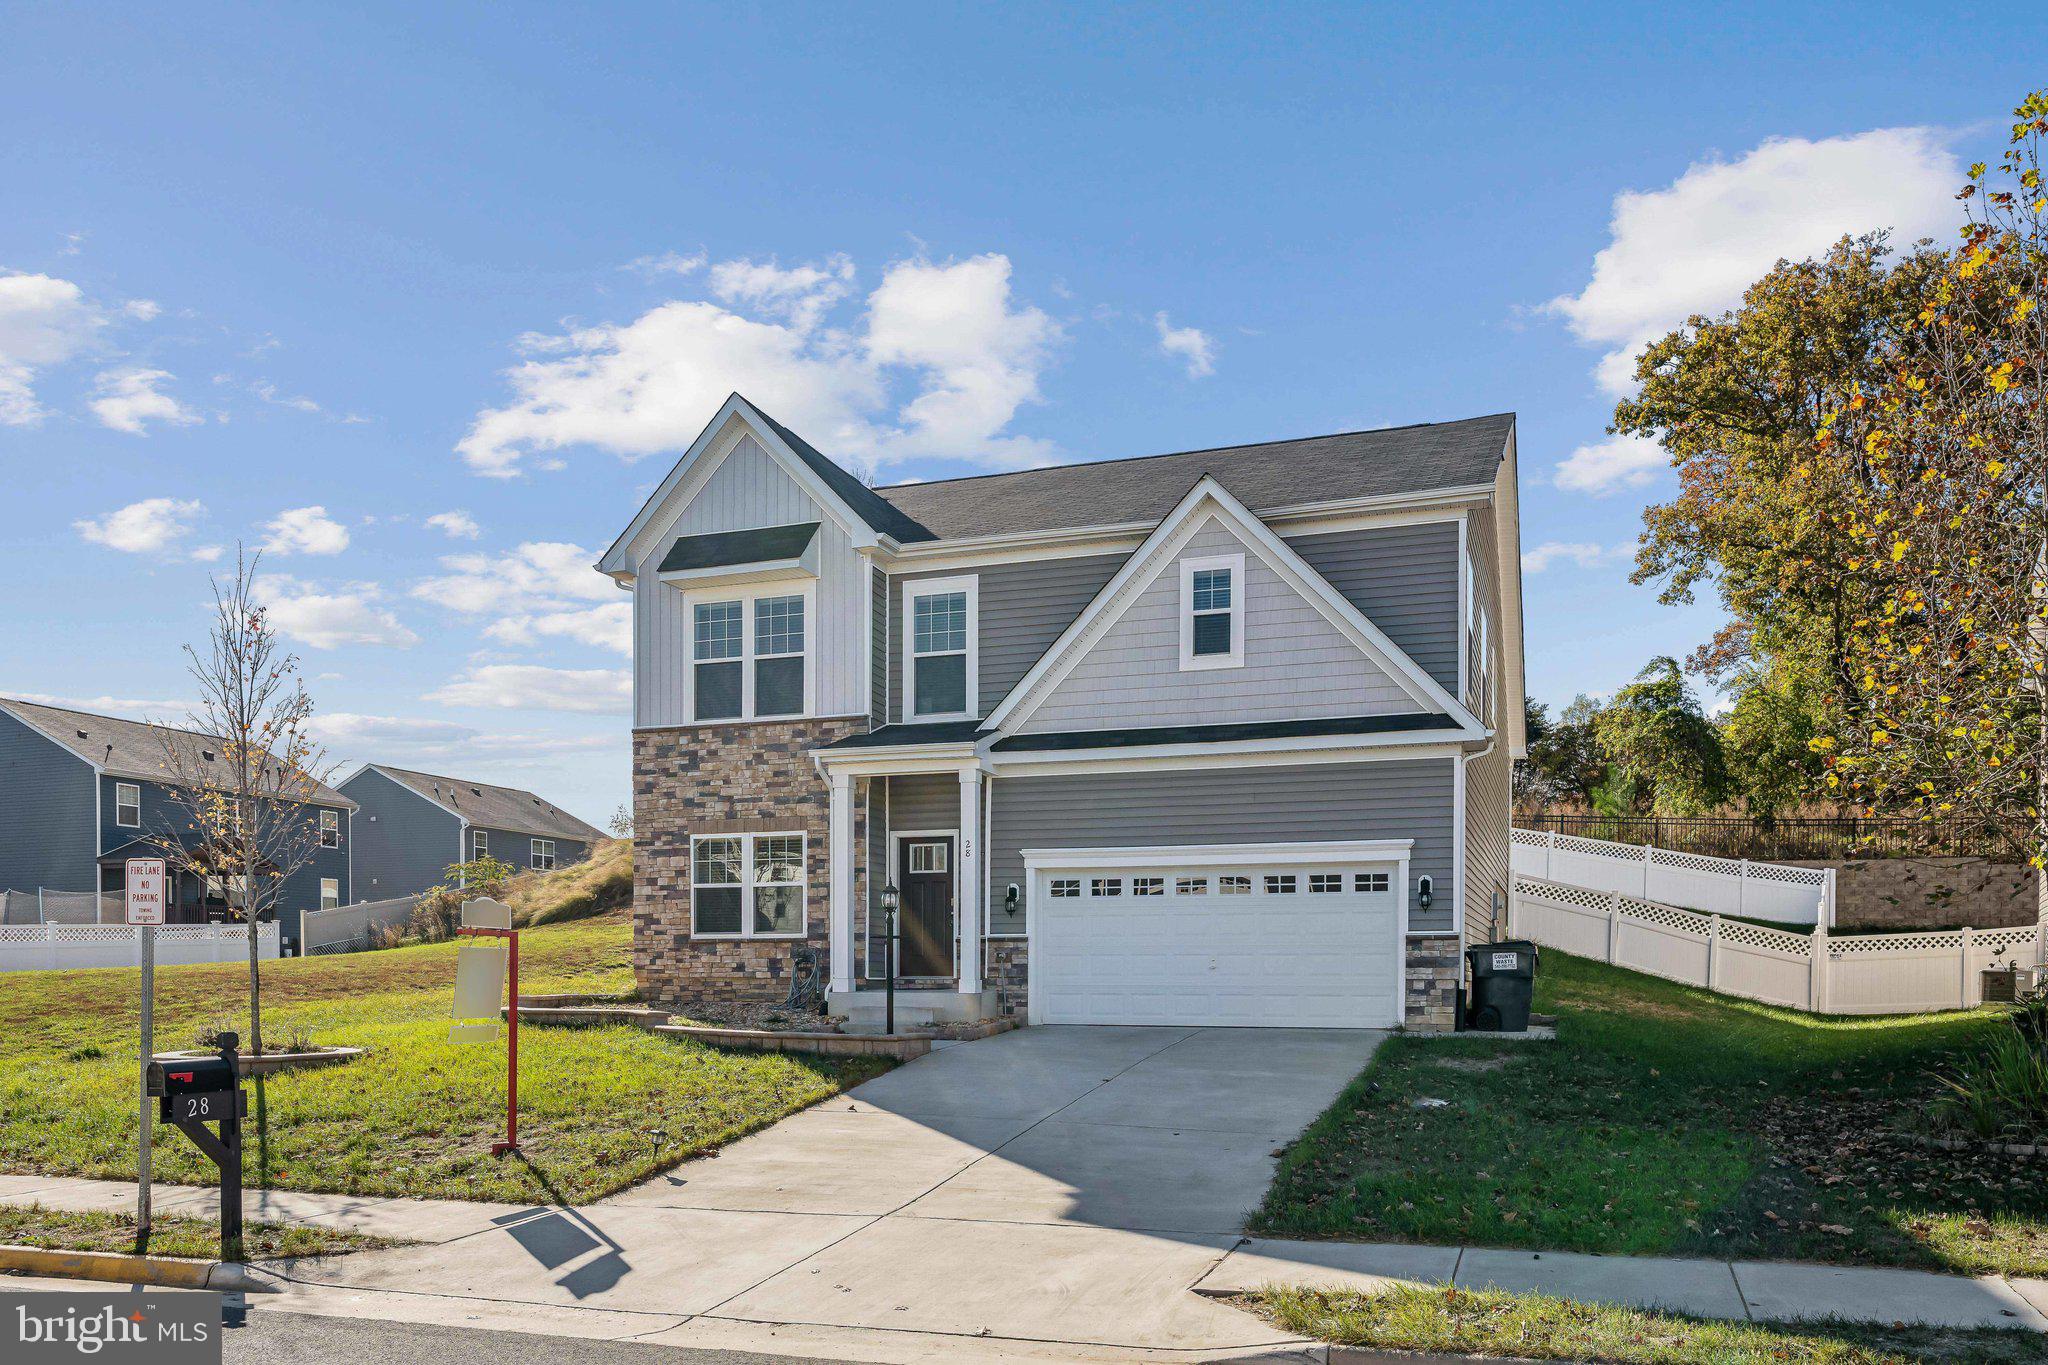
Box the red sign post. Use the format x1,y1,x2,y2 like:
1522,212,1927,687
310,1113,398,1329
454,922,520,1154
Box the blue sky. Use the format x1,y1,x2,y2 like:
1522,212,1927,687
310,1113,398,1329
3,4,2041,824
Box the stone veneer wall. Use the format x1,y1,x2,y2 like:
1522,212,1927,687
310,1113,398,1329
1404,935,1461,1031
987,940,1028,1020
1792,858,2040,931
632,717,866,1008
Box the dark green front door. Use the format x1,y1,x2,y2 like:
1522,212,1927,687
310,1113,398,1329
898,836,955,978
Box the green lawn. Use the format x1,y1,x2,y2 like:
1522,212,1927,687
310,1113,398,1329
1250,1285,2048,1365
0,913,889,1204
0,1203,396,1261
1255,950,2048,1276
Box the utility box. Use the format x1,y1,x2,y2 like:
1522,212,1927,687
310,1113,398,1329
1464,940,1538,1032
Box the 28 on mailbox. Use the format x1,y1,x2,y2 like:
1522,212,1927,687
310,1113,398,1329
146,1056,242,1124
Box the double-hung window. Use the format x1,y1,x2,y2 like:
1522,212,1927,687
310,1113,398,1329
114,782,141,828
318,809,340,848
1179,552,1244,669
905,577,977,720
691,832,806,938
472,829,489,859
690,587,811,722
530,838,556,871
319,878,340,910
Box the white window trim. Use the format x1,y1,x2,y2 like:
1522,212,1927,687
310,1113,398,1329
530,837,556,871
472,829,489,859
690,831,808,940
114,781,141,829
684,582,818,724
1178,552,1245,671
319,877,340,910
902,575,979,722
319,808,340,848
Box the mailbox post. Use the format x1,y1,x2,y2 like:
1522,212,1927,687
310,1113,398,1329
147,1035,246,1260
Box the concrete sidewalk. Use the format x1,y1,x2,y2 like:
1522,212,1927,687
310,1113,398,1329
0,1172,521,1244
1197,1237,2048,1332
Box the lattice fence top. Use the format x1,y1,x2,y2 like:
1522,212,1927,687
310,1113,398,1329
1829,928,1968,954
1515,826,1829,886
1516,874,1813,955
1615,896,1708,938
1514,875,1611,912
1715,918,1813,954
1975,926,2040,950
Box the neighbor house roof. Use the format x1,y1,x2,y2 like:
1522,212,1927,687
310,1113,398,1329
868,412,1516,542
359,764,606,843
0,698,355,807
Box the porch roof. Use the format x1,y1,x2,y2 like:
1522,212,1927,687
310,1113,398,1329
987,712,1458,752
818,720,989,751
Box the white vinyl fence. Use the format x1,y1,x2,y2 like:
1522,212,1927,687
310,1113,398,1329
300,897,417,955
1512,826,1836,926
0,921,279,973
1512,873,2036,1015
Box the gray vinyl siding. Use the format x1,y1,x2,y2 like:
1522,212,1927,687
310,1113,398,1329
469,826,590,874
887,552,1126,722
0,710,96,893
989,756,1457,935
632,433,867,727
1019,520,1416,733
863,776,887,977
1463,505,1499,722
343,768,462,901
1462,730,1512,945
1286,521,1461,692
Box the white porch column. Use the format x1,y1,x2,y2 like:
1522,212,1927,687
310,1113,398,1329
828,770,855,994
957,767,983,993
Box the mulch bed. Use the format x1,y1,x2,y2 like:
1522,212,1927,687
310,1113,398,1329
683,1000,840,1033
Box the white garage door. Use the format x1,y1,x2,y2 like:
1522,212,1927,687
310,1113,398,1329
1031,851,1404,1028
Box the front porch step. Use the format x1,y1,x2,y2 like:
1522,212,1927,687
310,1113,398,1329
828,987,1001,1034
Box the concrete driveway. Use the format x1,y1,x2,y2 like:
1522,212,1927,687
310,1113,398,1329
266,1025,1386,1359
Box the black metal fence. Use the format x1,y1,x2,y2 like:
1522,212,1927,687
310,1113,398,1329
1514,812,2035,863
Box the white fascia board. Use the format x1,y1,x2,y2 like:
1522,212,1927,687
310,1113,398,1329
990,734,1476,777
598,395,879,582
654,554,819,593
984,475,1485,734
1022,839,1414,870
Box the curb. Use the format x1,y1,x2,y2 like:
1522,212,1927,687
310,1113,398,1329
0,1244,272,1292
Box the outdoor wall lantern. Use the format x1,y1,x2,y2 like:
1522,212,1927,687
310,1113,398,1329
1005,883,1020,915
1417,875,1434,910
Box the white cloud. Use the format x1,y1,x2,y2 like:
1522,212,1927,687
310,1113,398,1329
189,545,225,563
413,541,611,615
252,381,322,414
1548,126,1963,394
10,691,189,720
426,664,631,714
484,601,633,654
255,576,418,649
1522,540,1635,573
311,711,612,763
624,250,706,277
1553,435,1668,496
74,497,206,553
261,505,351,555
458,251,1061,478
0,271,102,425
90,367,201,435
425,510,482,539
1153,312,1216,378
122,299,162,322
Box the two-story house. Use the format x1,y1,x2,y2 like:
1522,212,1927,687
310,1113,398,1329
0,698,354,946
599,394,1524,1031
340,763,607,900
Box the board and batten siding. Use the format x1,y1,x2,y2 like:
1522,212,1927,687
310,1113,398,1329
1017,520,1416,734
886,552,1127,722
869,565,888,725
0,709,95,894
1285,520,1461,693
632,433,868,728
989,756,1457,936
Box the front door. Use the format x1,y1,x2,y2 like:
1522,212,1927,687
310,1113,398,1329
897,836,956,978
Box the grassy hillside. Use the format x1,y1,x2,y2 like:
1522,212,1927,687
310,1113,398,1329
500,836,633,927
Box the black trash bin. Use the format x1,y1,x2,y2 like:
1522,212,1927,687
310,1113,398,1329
1464,940,1538,1032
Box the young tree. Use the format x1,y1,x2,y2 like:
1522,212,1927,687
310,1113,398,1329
1593,657,1730,815
1720,661,1828,817
151,548,333,1155
1818,94,2048,904
607,804,633,838
1514,697,1607,807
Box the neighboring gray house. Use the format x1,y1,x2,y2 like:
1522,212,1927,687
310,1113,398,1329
340,764,606,900
0,698,354,946
599,393,1525,1031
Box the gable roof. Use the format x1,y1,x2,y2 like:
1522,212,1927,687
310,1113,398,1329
0,698,355,807
872,413,1515,541
354,764,606,843
981,476,1487,737
747,407,937,543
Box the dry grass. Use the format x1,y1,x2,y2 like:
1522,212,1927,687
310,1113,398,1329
500,838,633,928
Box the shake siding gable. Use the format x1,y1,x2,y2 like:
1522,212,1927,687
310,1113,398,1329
988,757,1457,935
1286,521,1461,692
0,709,95,893
633,432,867,727
1017,519,1417,734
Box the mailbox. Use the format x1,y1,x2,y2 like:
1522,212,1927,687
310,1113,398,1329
147,1055,243,1124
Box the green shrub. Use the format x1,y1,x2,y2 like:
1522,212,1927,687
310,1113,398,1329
1931,1004,2048,1139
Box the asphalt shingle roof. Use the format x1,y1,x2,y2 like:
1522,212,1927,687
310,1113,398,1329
658,522,819,574
0,698,355,807
362,765,607,843
867,412,1515,542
